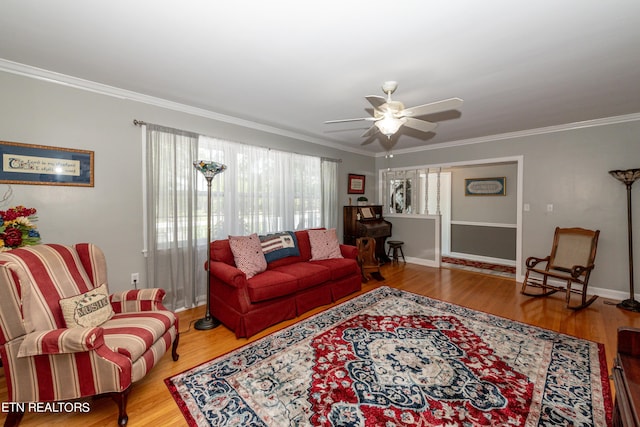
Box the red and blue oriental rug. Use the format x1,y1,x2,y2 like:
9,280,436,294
166,287,612,426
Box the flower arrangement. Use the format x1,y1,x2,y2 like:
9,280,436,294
0,206,41,251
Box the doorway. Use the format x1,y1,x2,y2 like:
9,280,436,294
439,159,521,278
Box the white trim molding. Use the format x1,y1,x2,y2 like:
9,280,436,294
2,59,640,159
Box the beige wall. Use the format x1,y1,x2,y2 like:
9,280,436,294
375,123,640,298
4,68,640,300
0,71,373,294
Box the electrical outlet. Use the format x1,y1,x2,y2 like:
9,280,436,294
131,273,139,286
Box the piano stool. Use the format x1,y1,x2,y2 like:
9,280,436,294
387,240,405,265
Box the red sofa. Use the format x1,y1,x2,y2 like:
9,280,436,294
208,229,361,338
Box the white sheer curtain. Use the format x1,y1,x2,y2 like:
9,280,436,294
145,124,204,310
198,135,325,236
144,127,338,310
321,159,338,229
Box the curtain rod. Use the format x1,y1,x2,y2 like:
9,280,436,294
132,119,342,163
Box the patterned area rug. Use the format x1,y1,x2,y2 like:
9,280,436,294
166,287,612,426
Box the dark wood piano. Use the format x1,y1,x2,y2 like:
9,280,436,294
613,327,640,426
343,205,392,262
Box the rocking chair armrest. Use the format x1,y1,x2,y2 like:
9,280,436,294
525,256,549,269
18,327,105,358
570,264,594,278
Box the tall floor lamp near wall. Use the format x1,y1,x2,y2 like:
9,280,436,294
193,160,227,330
609,168,640,312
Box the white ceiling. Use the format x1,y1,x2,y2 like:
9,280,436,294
1,0,640,156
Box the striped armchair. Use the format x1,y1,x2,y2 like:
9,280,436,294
0,243,179,426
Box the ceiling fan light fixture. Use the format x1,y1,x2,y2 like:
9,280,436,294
375,116,405,137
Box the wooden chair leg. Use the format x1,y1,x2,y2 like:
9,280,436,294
110,386,131,426
3,408,24,427
566,282,598,310
172,333,180,361
521,271,558,298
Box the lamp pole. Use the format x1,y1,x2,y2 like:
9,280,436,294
609,168,640,312
193,160,227,329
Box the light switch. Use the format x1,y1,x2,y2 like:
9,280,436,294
524,203,530,212
547,204,553,212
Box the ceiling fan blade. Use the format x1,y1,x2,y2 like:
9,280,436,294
403,118,438,133
401,97,464,117
365,95,387,110
360,125,378,138
324,117,376,124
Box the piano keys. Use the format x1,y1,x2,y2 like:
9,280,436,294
343,205,392,262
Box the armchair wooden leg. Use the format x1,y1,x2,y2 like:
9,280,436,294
3,408,24,427
110,386,131,426
172,333,180,361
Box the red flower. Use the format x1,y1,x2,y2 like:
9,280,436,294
2,227,23,247
0,206,36,221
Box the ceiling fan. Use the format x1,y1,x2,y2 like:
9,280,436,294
325,81,463,139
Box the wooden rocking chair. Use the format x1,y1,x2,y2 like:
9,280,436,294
356,237,384,282
521,227,600,309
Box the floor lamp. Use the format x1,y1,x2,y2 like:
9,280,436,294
193,160,227,330
609,168,640,312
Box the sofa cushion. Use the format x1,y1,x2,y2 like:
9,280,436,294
260,231,300,263
229,233,267,279
266,231,311,269
246,270,299,303
310,258,360,281
308,228,343,260
294,230,313,261
272,262,331,291
101,310,176,361
210,239,235,265
60,283,114,328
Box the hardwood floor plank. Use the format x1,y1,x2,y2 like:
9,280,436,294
2,263,638,426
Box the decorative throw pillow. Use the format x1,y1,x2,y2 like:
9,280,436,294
229,233,267,279
259,231,300,263
308,228,343,261
60,283,114,328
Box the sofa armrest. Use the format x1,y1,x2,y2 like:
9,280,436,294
18,327,104,358
209,261,247,289
110,288,167,313
340,244,358,260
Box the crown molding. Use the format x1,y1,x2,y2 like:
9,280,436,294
375,112,640,157
0,59,372,157
3,58,637,160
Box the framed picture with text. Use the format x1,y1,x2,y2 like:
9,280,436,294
464,177,506,196
0,140,94,187
348,174,365,194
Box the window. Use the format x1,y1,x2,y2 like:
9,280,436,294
196,135,325,238
382,168,442,215
144,125,337,309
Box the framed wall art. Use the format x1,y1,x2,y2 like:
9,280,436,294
465,177,506,196
0,141,94,187
347,173,365,194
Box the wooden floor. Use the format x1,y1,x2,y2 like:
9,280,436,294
2,262,640,426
